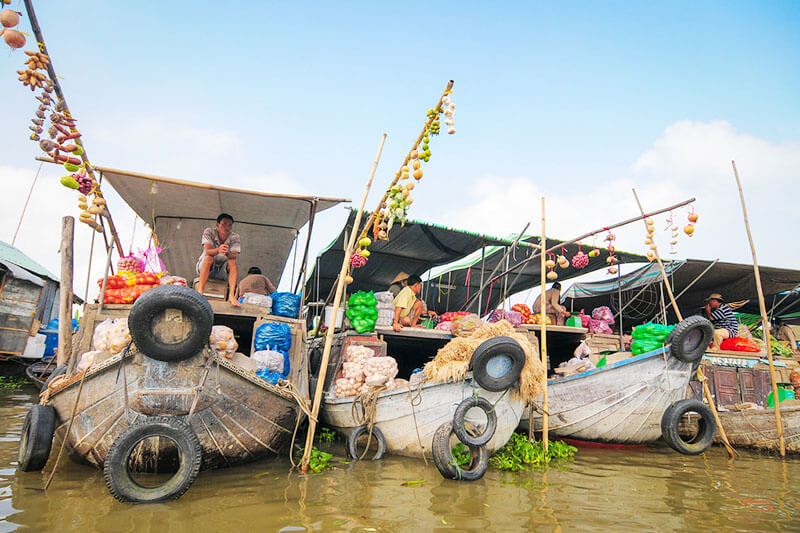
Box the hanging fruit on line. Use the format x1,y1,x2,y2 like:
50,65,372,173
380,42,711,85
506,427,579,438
684,224,695,236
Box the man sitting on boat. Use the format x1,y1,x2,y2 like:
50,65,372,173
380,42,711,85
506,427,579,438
237,266,276,296
387,271,409,298
704,293,737,348
533,282,570,326
196,213,240,306
775,317,798,355
393,274,425,331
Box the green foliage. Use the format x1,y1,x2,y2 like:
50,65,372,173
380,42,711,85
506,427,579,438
294,446,333,473
318,427,337,444
0,376,30,389
489,433,576,471
451,443,470,467
751,329,793,357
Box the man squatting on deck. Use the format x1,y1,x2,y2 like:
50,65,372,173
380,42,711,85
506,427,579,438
196,213,241,306
393,274,425,332
533,282,571,326
704,293,737,348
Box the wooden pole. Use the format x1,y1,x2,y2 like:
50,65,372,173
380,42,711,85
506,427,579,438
57,217,74,368
300,133,387,471
539,197,549,452
631,189,683,322
12,162,42,247
698,366,736,459
731,160,785,457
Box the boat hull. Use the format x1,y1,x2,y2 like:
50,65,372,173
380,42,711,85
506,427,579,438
683,406,800,454
519,348,694,443
321,376,525,458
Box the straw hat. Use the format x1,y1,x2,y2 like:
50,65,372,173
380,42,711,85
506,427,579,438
705,293,724,302
391,271,410,284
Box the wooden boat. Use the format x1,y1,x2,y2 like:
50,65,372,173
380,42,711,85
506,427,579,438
519,346,696,443
19,168,348,502
707,405,800,454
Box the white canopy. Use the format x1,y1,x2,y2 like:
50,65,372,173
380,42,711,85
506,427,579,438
97,166,349,285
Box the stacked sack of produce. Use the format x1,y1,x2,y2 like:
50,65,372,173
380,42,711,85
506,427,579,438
77,318,132,372
374,291,395,327
271,292,301,318
631,322,675,355
210,325,238,359
334,345,400,396
451,313,483,337
510,304,551,325
98,272,160,304
435,311,470,331
239,292,272,309
488,309,523,328
253,321,292,384
588,306,615,334
346,291,378,333
159,274,187,287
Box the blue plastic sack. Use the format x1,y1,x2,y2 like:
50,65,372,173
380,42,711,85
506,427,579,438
271,292,301,318
254,322,292,353
256,352,290,384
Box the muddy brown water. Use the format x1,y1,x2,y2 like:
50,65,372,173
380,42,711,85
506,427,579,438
1,388,799,532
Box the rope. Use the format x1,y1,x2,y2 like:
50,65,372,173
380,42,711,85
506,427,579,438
407,380,428,464
350,384,387,460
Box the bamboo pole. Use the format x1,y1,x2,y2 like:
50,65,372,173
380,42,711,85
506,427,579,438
300,134,387,471
57,217,74,368
631,189,683,322
731,160,785,457
498,197,697,298
539,198,549,452
12,162,42,247
22,0,125,257
697,366,736,459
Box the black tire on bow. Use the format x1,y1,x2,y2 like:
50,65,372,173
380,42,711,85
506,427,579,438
103,416,202,504
431,422,489,481
346,425,386,461
665,316,714,364
17,404,56,472
470,336,526,392
660,399,717,455
128,285,213,363
452,396,498,447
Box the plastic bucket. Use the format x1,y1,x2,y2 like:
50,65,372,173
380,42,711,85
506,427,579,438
324,306,344,329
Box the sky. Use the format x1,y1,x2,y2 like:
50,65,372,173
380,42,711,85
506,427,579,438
1,1,798,306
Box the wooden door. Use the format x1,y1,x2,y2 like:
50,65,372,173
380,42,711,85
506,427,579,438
738,368,758,404
712,367,740,408
754,369,773,407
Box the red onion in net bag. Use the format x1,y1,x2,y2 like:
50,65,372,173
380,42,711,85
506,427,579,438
488,309,523,328
591,306,615,324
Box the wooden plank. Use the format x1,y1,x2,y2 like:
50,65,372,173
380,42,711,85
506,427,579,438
374,325,453,340
738,368,759,405
517,324,587,334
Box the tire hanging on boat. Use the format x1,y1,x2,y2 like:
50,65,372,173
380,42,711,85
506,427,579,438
432,422,489,481
452,396,498,447
17,404,56,472
346,425,386,461
103,416,202,503
128,285,213,363
660,399,717,455
470,336,526,392
665,316,714,364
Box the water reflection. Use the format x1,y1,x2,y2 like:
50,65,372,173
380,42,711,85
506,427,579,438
1,388,799,532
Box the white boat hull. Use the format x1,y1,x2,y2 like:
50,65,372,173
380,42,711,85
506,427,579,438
519,348,694,443
322,376,525,458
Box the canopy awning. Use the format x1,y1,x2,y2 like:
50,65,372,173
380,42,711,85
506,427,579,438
306,210,537,302
98,166,349,284
562,259,800,323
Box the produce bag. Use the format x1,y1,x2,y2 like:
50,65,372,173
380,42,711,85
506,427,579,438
578,310,591,328
588,318,613,334
364,356,398,381
574,340,592,359
720,337,760,353
92,319,130,353
271,292,301,318
344,344,374,364
160,275,187,287
348,291,378,308
251,349,285,373
631,339,663,355
140,246,166,275
440,311,471,322
591,306,615,324
374,291,395,305
488,309,523,328
435,320,455,331
210,325,237,358
345,291,378,333
334,377,361,396
117,254,144,273
632,323,674,341
239,293,272,309
254,321,292,353
76,350,111,373
452,313,483,337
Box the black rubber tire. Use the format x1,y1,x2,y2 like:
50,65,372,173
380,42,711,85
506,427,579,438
346,425,386,461
665,316,713,364
44,365,67,388
103,416,202,503
128,285,213,363
470,336,526,392
661,399,717,455
431,422,489,481
18,404,56,472
452,396,498,447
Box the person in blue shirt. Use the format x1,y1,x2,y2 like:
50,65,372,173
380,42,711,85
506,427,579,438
703,293,738,348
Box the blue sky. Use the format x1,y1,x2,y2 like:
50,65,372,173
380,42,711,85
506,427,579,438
2,1,798,301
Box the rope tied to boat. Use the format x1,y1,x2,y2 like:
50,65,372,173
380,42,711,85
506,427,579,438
407,379,429,464
351,384,387,460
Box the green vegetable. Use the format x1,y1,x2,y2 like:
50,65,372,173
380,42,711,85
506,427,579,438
60,175,80,189
489,433,576,471
64,162,80,172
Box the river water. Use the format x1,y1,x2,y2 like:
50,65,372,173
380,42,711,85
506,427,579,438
1,387,798,532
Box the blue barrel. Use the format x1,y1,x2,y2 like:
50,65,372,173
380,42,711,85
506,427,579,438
40,318,79,359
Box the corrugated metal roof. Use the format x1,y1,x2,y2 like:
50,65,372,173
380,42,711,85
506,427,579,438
0,241,59,282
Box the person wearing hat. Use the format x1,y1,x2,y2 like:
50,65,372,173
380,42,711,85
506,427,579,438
775,317,798,355
703,293,738,348
533,282,570,326
393,274,425,332
387,271,409,298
